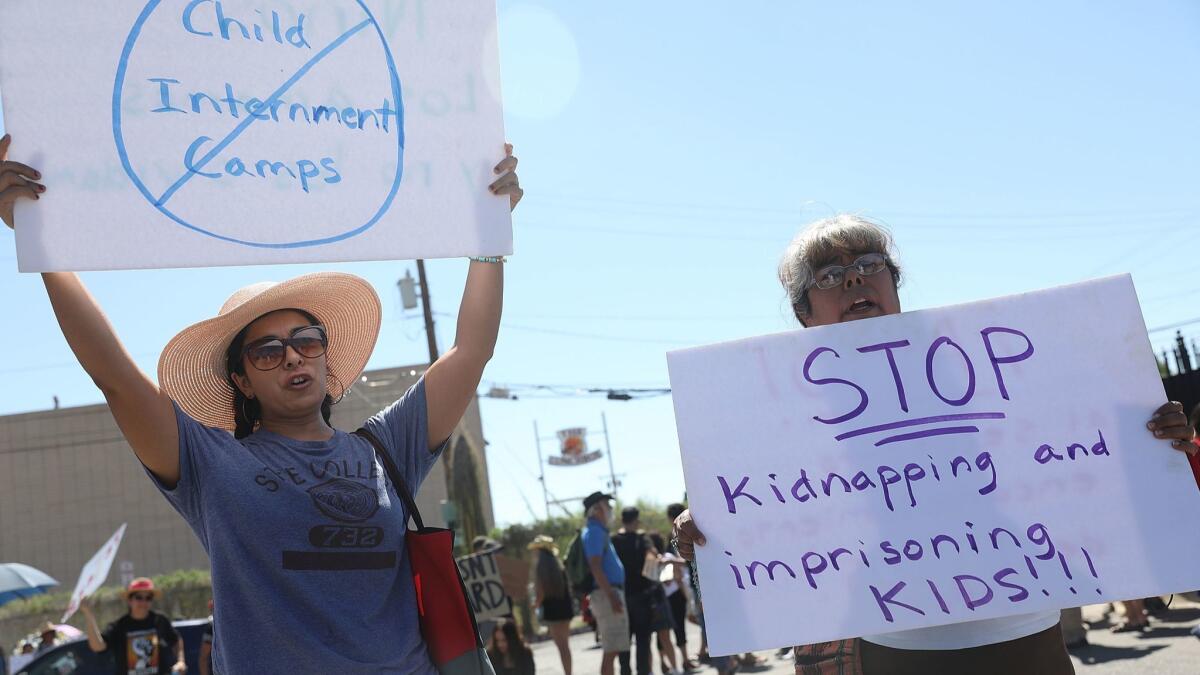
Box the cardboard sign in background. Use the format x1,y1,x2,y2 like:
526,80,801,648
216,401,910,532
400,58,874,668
62,524,127,623
667,276,1200,655
0,0,511,271
457,550,514,621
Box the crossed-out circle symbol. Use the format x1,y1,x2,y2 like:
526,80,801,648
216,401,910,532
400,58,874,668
113,0,404,248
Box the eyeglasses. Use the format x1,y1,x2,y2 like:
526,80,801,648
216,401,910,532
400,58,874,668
808,253,890,290
242,325,328,371
129,594,154,602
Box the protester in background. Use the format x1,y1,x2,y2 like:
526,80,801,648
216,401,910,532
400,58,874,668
487,619,536,675
79,578,186,675
612,507,674,675
671,214,1199,675
198,599,213,675
1059,607,1087,649
582,491,629,675
663,503,698,672
32,622,59,656
529,534,574,675
1111,600,1149,633
9,640,37,674
0,135,522,673
647,531,684,675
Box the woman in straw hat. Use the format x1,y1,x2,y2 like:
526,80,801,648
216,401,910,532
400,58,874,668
528,534,574,674
0,134,523,673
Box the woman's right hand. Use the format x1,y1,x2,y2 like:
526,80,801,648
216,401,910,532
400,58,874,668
0,135,45,229
671,509,707,561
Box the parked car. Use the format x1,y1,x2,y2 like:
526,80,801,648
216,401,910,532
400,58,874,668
11,618,209,675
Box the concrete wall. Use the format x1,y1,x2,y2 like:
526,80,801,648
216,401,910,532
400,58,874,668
0,364,491,591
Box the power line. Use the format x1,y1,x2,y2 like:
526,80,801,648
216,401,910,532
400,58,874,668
533,192,1200,228
1148,316,1200,333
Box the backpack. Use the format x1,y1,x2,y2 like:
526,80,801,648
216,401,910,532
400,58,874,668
564,528,596,595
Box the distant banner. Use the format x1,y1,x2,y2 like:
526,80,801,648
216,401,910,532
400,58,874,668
548,450,602,466
63,524,127,622
456,550,513,620
551,427,601,466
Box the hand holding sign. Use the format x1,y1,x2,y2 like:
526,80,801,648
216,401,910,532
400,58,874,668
0,135,45,229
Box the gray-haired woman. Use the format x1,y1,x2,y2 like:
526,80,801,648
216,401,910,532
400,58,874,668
672,214,1197,674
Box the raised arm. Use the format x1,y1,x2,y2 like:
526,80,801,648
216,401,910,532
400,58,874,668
423,145,522,449
1,136,180,485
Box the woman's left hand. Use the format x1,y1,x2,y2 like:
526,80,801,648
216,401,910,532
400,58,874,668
489,143,523,212
1147,401,1197,455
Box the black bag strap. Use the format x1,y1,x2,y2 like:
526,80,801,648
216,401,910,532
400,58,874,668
354,427,424,531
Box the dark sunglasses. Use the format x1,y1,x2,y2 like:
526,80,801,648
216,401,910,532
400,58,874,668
129,594,154,602
241,325,328,371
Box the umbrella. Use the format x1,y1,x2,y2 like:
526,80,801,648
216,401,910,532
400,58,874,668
0,562,59,607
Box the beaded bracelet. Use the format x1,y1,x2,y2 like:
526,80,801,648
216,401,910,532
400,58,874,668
469,256,507,264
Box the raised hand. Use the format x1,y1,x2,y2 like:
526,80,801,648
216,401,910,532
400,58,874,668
0,135,45,229
489,143,523,211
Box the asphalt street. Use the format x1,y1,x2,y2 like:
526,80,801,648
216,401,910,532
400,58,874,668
529,600,1200,674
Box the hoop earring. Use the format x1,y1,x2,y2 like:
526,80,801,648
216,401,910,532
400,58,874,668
328,371,346,404
240,396,255,425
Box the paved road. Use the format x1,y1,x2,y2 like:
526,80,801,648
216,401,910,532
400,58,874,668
530,601,1200,674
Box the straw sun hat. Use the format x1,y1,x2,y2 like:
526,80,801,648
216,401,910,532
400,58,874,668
158,272,381,430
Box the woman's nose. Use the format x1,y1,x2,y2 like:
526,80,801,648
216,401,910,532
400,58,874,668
282,345,304,367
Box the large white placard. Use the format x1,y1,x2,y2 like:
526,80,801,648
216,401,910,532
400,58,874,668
62,524,127,622
667,276,1200,655
0,0,510,271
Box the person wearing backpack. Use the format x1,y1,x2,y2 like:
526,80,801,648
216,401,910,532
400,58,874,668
579,491,628,675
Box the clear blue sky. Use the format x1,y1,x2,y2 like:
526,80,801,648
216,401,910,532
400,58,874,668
2,0,1198,528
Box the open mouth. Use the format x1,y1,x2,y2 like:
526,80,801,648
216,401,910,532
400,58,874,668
287,374,312,389
846,298,876,315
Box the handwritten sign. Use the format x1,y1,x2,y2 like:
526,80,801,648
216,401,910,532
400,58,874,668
456,550,513,621
62,524,127,622
667,276,1200,655
0,0,510,271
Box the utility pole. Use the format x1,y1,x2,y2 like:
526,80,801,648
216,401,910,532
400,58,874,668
602,412,619,503
416,260,438,363
533,421,551,519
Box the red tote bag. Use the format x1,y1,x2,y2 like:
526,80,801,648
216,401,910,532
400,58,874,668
355,429,496,675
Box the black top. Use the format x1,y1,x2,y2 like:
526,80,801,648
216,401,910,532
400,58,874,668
611,529,656,594
100,612,180,675
489,649,535,675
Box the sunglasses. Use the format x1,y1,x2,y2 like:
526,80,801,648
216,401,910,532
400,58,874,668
241,325,328,371
129,594,154,602
808,253,890,290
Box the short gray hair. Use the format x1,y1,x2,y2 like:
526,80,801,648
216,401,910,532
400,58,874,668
778,214,902,322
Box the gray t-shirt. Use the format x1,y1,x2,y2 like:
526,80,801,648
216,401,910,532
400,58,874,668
151,378,443,674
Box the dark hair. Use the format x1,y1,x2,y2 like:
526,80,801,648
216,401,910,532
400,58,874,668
225,309,334,439
487,619,531,663
621,506,639,524
648,531,666,554
666,502,686,521
534,548,567,600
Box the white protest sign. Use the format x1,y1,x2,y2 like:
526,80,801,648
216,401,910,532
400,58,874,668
667,276,1200,656
62,524,127,622
0,0,510,271
456,550,513,621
